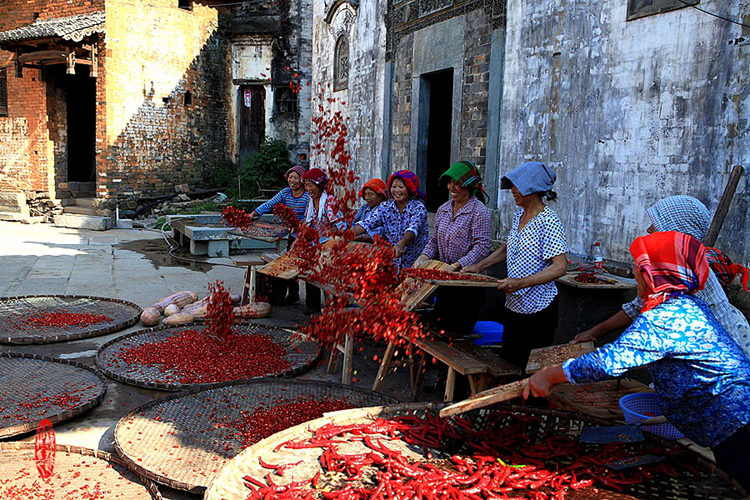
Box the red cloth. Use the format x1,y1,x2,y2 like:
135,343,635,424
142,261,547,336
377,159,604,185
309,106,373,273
386,170,424,200
629,231,710,312
706,247,749,292
358,178,387,200
301,167,328,187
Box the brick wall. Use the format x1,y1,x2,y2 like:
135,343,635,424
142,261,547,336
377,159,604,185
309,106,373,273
459,9,490,166
101,0,229,197
389,32,413,169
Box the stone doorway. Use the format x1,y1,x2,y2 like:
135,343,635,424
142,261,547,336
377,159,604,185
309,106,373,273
238,85,266,165
419,69,453,212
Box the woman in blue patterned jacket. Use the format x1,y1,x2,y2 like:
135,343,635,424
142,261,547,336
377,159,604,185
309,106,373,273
526,231,750,489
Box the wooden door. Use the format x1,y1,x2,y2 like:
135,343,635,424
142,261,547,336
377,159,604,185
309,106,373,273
239,85,266,165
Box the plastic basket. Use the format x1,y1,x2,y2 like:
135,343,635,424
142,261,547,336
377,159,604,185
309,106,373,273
473,321,503,346
619,393,685,440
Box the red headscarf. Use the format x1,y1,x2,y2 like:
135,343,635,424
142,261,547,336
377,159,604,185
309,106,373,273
358,178,388,200
301,168,328,188
629,231,710,312
387,170,425,200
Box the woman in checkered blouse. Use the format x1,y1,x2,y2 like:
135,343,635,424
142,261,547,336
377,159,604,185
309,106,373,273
465,161,568,367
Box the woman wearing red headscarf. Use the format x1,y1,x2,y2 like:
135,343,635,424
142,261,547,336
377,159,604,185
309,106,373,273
353,170,429,271
353,178,388,243
525,231,750,489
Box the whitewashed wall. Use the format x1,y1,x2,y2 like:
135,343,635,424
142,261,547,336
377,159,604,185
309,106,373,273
498,0,750,263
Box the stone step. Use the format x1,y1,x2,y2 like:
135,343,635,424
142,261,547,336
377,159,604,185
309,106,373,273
63,206,99,216
0,193,30,216
73,197,97,208
54,214,112,231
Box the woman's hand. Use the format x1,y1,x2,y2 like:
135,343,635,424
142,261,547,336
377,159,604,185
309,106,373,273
250,210,260,220
394,242,406,257
412,255,428,268
497,277,525,293
569,328,598,344
450,262,462,271
463,263,481,274
523,365,567,399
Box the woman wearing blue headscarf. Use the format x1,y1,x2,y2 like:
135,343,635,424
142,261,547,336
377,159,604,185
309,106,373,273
465,161,568,367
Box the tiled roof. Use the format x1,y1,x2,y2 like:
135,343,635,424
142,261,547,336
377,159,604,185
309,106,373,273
0,12,105,43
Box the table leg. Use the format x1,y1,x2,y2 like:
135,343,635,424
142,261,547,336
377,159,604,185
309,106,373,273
327,347,340,374
342,333,354,385
241,266,251,305
444,368,457,402
372,340,396,392
411,355,426,401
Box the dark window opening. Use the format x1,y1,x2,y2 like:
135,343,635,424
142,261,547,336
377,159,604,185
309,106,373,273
184,91,192,106
238,85,266,165
627,0,698,21
178,0,192,10
274,86,298,115
417,69,454,212
162,96,171,105
333,35,349,91
0,68,7,116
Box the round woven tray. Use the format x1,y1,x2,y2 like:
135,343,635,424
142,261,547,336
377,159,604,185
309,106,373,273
0,352,107,439
0,441,162,499
205,403,745,500
0,295,141,344
96,323,321,391
114,379,399,494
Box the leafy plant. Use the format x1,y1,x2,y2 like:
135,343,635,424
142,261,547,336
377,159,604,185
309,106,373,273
238,138,291,198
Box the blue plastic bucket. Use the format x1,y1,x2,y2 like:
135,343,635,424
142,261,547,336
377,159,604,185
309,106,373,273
473,321,503,346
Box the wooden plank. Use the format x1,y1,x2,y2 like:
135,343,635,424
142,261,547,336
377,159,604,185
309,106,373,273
425,279,500,288
525,342,595,374
342,333,354,385
372,341,396,392
439,378,530,418
444,368,457,402
412,338,488,375
547,379,651,420
557,271,634,290
704,164,744,247
452,340,521,378
397,260,454,311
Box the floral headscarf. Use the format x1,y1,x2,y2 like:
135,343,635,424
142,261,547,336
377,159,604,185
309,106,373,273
387,170,425,200
630,231,710,312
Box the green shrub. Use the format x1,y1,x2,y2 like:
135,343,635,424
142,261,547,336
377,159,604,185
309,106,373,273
238,138,290,198
207,160,239,196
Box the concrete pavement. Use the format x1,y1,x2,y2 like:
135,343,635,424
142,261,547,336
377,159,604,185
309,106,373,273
0,221,421,498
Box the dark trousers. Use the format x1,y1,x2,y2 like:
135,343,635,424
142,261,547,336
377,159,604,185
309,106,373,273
712,422,750,491
305,282,321,311
501,296,559,368
432,287,485,337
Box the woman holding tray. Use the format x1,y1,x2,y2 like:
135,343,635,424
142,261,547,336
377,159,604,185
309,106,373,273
250,165,310,305
413,161,492,336
352,170,429,271
464,161,567,367
526,231,750,490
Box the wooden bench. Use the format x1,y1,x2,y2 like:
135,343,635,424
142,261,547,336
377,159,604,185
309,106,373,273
373,335,521,402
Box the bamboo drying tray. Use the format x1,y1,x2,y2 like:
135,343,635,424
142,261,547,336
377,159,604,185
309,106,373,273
114,379,398,494
204,403,745,500
96,323,320,391
548,378,653,420
0,295,141,344
0,441,162,499
0,352,107,438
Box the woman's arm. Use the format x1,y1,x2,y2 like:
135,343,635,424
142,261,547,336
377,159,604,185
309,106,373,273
524,365,569,398
463,243,507,273
253,189,285,217
394,231,416,257
570,310,634,344
497,253,567,293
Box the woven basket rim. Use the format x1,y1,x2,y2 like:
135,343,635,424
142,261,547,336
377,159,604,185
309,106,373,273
95,323,321,391
0,294,142,345
113,379,399,493
204,402,747,500
0,351,108,438
0,441,163,499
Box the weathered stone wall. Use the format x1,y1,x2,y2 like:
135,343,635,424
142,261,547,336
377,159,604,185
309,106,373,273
311,0,388,182
0,0,105,195
102,0,229,197
499,0,750,263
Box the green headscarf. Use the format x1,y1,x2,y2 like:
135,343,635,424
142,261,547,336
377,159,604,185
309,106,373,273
439,161,487,203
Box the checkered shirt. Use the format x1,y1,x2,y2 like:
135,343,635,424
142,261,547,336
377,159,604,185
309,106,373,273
422,197,492,268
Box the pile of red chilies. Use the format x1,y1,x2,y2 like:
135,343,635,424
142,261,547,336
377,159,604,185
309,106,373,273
11,312,112,331
206,280,235,338
114,329,290,384
401,268,498,283
223,206,254,230
242,412,696,499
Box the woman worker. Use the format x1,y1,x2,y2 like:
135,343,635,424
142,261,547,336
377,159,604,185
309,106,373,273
353,170,429,271
353,178,388,243
249,165,309,304
300,167,343,313
464,161,567,367
413,161,492,336
570,195,750,357
526,231,750,490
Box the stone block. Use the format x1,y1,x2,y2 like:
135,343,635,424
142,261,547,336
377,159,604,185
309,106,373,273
54,214,113,231
175,184,189,193
0,192,29,216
